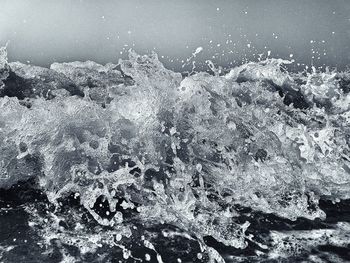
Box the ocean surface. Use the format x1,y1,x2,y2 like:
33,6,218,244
1,46,350,262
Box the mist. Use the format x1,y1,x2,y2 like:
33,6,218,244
1,0,349,71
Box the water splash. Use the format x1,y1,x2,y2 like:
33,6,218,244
1,48,350,262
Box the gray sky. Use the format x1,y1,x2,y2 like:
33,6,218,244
1,0,350,71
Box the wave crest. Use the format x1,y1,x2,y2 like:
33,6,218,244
1,48,350,260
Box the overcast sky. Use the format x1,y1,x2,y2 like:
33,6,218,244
1,0,349,71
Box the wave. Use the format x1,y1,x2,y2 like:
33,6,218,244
1,46,350,262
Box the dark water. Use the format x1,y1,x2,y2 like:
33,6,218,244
1,180,350,263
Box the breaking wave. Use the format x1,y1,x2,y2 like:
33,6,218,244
1,45,350,262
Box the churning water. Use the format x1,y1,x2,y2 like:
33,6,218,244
0,46,350,262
